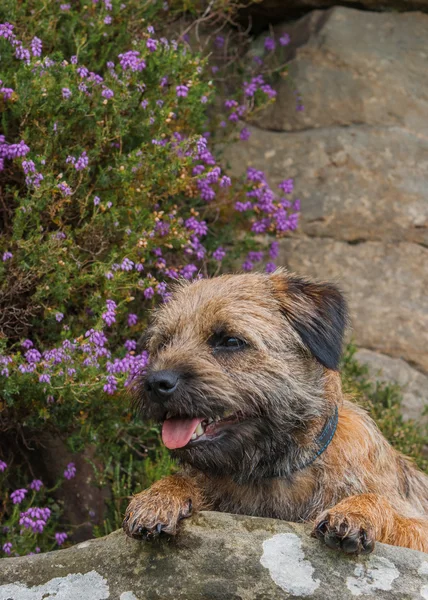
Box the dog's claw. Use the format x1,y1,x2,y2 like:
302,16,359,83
312,519,329,539
313,513,375,555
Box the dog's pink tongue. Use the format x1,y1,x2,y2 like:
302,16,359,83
162,417,203,449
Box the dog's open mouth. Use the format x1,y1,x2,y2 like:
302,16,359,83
161,410,241,449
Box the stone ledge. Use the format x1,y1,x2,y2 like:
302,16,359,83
1,511,428,599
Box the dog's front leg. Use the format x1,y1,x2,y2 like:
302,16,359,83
312,493,428,554
122,474,204,540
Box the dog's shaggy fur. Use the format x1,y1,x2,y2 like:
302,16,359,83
123,270,428,554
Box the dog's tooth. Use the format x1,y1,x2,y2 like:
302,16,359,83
207,417,214,424
191,433,197,440
195,423,204,436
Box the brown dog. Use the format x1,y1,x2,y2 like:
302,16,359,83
123,270,428,554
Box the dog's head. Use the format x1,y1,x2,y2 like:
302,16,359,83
135,269,347,481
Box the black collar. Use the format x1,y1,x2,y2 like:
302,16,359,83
263,405,339,479
299,404,339,471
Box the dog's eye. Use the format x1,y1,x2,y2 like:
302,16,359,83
217,336,246,351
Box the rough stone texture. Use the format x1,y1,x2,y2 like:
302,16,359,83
225,125,428,245
227,8,428,244
355,349,428,423
253,9,428,134
1,512,428,599
225,6,428,393
278,238,428,373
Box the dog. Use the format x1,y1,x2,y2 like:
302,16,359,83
123,270,428,554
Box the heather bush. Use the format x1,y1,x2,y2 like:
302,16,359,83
0,0,300,556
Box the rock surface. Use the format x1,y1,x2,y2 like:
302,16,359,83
225,6,428,406
355,349,428,423
1,512,428,600
227,125,428,245
277,238,428,373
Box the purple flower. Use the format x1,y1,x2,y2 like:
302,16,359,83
25,348,41,363
104,15,112,24
242,260,254,272
220,175,231,188
22,339,33,349
185,217,208,236
214,35,224,48
143,287,154,299
103,375,117,394
2,251,13,261
200,95,208,104
57,182,72,196
269,241,280,259
64,462,76,480
39,374,51,384
94,196,100,205
105,271,113,280
11,489,28,504
279,33,290,46
247,251,264,263
121,258,134,271
181,264,198,280
2,542,12,555
264,37,275,52
0,460,7,472
240,128,251,141
213,247,226,261
75,151,89,171
31,36,42,57
30,479,43,491
62,87,72,99
55,312,64,322
124,339,137,351
77,66,89,78
60,3,71,10
176,85,189,98
235,201,252,212
55,532,68,546
101,88,114,99
278,178,294,194
146,38,158,52
128,313,138,326
118,50,146,72
265,262,277,273
247,167,266,183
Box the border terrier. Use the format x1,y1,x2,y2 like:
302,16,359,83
123,270,428,554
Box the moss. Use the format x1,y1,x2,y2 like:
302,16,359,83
341,343,428,474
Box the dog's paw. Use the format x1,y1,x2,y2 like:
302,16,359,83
122,489,193,540
312,511,375,555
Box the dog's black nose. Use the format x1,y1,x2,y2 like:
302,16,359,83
145,370,179,399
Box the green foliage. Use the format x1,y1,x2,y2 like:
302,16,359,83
341,344,428,474
0,0,290,557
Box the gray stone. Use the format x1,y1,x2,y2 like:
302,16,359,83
1,512,428,599
253,8,428,134
225,124,428,244
225,8,428,244
355,349,428,422
278,238,428,373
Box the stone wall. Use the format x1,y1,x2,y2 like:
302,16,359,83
1,512,428,599
225,6,428,423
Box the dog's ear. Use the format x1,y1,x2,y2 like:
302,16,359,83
270,271,348,370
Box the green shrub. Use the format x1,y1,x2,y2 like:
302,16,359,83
0,0,299,556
